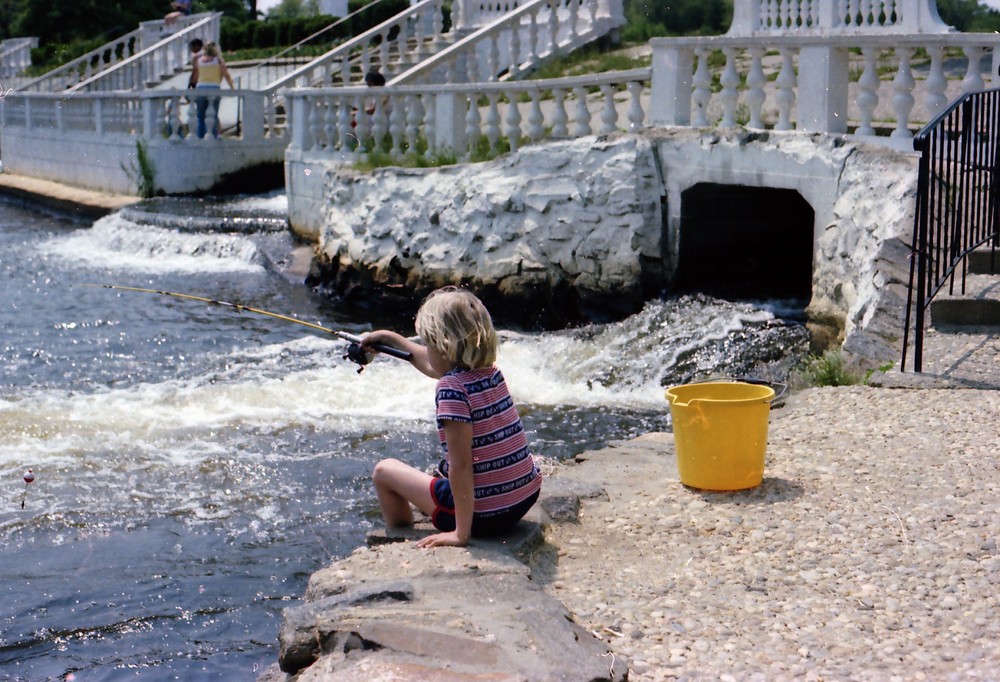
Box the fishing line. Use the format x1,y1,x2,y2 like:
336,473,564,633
81,284,411,372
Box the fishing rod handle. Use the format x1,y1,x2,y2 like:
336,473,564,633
338,332,412,361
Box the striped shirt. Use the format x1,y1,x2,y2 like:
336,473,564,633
435,366,541,513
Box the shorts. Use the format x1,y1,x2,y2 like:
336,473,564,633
430,477,540,537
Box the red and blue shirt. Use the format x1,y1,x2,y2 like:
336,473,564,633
435,366,541,513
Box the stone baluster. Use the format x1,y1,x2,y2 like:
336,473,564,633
923,44,948,120
529,12,541,64
341,56,351,86
405,94,421,155
588,0,597,25
627,81,644,131
599,84,617,134
324,96,338,150
763,0,775,28
354,93,371,148
433,0,444,38
769,47,793,130
306,97,322,148
548,1,559,56
485,93,502,153
692,48,711,126
414,9,427,59
166,96,181,139
186,98,198,141
509,23,522,79
961,46,986,94
379,29,391,75
552,88,569,136
568,0,580,44
372,96,389,152
572,86,592,135
503,94,523,153
488,35,500,81
855,46,880,136
745,47,766,129
890,47,915,139
337,96,352,151
423,92,436,158
719,48,740,128
389,95,405,157
465,91,482,159
527,89,545,141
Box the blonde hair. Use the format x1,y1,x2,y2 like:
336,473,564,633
203,42,220,58
415,286,498,369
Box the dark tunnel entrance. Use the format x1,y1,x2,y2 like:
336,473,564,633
674,183,815,302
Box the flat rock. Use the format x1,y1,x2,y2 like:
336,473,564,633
272,541,627,681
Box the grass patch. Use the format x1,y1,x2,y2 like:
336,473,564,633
793,350,865,387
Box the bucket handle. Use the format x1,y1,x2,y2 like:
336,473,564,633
687,376,789,405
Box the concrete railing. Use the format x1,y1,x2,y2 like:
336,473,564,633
261,0,451,92
0,38,38,79
237,0,405,91
393,0,625,85
727,0,952,35
0,89,285,194
69,13,222,92
649,32,1000,149
18,30,143,92
285,68,649,159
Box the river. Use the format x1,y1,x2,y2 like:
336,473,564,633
0,194,809,680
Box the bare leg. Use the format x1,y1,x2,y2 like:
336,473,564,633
372,458,436,527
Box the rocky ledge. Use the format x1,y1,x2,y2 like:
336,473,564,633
258,476,627,682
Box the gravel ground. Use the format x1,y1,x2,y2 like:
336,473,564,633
529,374,1000,680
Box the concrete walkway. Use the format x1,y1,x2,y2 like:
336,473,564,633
0,172,139,219
264,324,1000,681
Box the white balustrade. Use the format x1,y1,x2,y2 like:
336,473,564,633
650,33,1000,148
729,0,951,35
0,38,38,78
284,69,650,160
392,0,624,85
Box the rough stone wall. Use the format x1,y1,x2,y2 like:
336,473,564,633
301,130,919,366
309,134,665,326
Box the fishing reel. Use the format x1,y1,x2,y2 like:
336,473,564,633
344,342,375,373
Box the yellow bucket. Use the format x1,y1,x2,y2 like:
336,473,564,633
665,381,777,491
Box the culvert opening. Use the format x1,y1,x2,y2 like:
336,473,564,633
675,183,814,302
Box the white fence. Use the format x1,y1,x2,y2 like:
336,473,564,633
286,68,648,159
0,38,37,79
649,33,1000,148
0,89,285,194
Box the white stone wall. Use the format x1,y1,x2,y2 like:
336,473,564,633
307,135,665,320
2,129,286,195
289,130,920,365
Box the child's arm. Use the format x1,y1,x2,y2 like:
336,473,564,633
362,330,439,378
417,420,474,548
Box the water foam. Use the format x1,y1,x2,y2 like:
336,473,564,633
40,214,267,275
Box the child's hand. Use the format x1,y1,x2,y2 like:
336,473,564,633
415,531,468,548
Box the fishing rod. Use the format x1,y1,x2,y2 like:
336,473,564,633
84,284,411,372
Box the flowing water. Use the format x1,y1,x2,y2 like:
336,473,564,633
0,195,810,680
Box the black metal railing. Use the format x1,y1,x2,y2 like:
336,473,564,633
902,88,1000,372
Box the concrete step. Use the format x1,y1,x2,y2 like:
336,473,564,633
930,272,1000,328
969,246,1000,275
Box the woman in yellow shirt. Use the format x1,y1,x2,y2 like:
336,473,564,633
191,42,234,139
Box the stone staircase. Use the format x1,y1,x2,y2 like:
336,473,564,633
930,247,1000,328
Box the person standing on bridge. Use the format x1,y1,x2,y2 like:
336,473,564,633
191,42,235,139
165,0,192,26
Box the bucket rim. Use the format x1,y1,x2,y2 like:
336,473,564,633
665,380,777,407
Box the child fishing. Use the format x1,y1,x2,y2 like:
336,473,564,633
363,286,542,548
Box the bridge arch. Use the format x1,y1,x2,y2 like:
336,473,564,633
674,183,815,301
